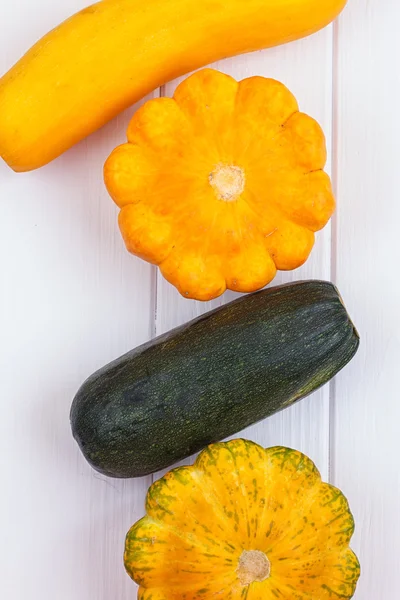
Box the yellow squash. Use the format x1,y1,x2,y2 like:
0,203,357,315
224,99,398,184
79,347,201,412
105,69,335,301
125,440,360,600
0,0,347,172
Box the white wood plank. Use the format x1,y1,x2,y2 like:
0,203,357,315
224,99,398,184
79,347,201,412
333,1,400,598
0,4,155,599
156,27,334,482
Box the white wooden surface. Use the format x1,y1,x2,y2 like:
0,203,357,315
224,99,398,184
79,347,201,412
0,1,397,598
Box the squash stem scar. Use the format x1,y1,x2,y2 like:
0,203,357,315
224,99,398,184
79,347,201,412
209,164,245,202
237,550,271,585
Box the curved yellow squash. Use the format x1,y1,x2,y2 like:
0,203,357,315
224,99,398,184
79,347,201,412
125,440,360,600
0,0,347,172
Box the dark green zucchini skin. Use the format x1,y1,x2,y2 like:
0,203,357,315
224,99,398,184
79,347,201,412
70,281,359,478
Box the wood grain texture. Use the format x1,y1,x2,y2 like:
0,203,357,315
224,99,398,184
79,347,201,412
333,1,400,598
0,4,156,599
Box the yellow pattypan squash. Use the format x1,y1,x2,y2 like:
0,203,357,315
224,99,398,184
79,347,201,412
105,69,335,301
125,440,360,600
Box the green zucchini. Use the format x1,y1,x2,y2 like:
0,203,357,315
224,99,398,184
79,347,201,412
70,281,359,478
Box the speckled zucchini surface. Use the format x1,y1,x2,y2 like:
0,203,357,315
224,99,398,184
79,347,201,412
70,281,359,478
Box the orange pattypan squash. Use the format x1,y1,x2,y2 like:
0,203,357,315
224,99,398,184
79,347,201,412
105,69,335,301
125,440,360,600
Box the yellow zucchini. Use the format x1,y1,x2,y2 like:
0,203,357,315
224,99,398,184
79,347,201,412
0,0,347,171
